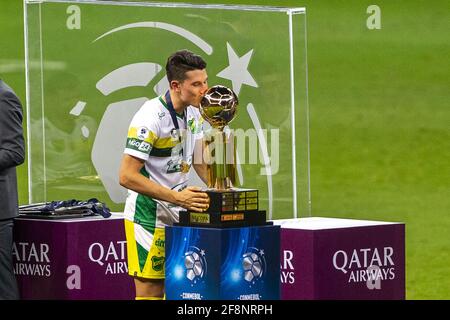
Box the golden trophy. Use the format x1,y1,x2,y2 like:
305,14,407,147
177,85,268,228
200,85,238,190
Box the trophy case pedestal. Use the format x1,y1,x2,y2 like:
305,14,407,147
165,224,280,300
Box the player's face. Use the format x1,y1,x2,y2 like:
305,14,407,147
178,69,208,108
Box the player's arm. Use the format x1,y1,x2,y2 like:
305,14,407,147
192,138,208,185
119,154,209,212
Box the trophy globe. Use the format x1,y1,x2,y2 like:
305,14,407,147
199,85,239,190
200,85,238,131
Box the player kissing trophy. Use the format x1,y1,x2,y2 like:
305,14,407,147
177,85,269,228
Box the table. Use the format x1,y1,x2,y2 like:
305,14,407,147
13,213,134,299
274,217,405,299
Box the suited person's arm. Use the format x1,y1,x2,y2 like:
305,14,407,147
0,90,25,170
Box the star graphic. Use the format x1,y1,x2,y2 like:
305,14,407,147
216,42,258,96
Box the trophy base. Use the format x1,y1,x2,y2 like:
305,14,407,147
176,210,271,228
202,188,259,213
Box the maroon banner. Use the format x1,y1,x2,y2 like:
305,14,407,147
275,217,405,300
13,214,134,300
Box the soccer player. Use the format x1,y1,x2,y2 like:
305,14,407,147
119,50,210,300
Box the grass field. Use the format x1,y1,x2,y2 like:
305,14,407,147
1,0,449,299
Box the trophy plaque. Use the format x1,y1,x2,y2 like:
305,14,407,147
177,85,271,228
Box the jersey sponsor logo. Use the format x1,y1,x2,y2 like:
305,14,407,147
138,141,151,152
166,159,181,173
158,111,166,120
127,138,141,148
154,238,165,249
126,138,151,153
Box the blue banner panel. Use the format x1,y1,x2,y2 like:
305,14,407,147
166,225,280,300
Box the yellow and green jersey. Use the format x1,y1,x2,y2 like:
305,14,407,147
123,95,204,232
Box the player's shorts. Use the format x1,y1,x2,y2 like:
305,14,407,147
124,219,165,279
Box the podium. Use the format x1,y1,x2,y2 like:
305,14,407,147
165,225,280,300
13,213,134,299
274,217,405,300
13,213,403,300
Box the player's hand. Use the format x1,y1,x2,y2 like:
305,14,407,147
175,186,210,212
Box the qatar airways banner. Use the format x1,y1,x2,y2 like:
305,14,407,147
13,214,134,300
275,217,405,300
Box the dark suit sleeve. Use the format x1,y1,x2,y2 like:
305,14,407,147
0,90,25,170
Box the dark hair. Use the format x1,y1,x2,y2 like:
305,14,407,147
166,49,207,82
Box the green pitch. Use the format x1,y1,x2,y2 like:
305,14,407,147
1,0,448,299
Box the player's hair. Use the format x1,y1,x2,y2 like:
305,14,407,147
166,49,207,83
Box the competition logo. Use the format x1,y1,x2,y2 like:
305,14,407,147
242,247,266,283
137,126,150,140
86,22,259,205
184,246,207,283
65,9,271,203
46,4,285,217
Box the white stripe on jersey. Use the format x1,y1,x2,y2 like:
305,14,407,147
134,223,152,251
